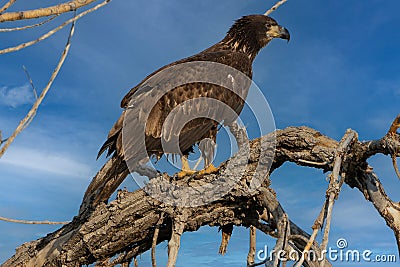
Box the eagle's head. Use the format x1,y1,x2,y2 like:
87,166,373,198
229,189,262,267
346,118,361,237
224,15,290,60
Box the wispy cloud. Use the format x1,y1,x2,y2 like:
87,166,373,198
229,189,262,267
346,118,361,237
0,84,35,108
0,146,92,178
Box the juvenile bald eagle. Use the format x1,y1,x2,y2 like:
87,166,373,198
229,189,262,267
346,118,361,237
98,15,290,177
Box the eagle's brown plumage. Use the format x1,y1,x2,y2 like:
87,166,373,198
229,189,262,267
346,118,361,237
98,15,290,172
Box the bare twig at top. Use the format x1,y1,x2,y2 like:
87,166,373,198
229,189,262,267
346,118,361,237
265,0,288,16
0,216,68,225
0,0,96,22
0,15,58,32
0,0,110,55
0,0,17,14
0,13,76,158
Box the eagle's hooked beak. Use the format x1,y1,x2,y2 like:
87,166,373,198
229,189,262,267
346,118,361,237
267,25,290,42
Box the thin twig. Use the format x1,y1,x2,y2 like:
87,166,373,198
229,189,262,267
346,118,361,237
0,0,110,55
264,0,288,16
298,159,328,166
248,259,272,267
320,129,357,267
151,212,165,267
247,226,257,265
0,216,68,225
0,15,58,32
22,65,38,99
273,213,290,267
0,0,17,14
0,13,77,157
294,202,326,267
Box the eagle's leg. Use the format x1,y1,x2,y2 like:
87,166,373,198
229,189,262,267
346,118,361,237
177,155,196,178
198,158,219,175
198,138,219,175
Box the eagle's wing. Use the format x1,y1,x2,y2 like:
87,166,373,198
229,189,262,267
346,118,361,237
99,50,253,163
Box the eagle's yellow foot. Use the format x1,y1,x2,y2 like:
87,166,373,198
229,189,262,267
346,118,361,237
198,164,219,176
177,169,196,178
177,155,196,178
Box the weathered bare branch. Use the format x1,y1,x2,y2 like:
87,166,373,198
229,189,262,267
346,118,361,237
294,201,326,267
0,216,68,225
218,224,233,255
0,0,16,14
167,210,187,267
320,130,357,267
265,0,288,16
247,226,257,265
0,0,96,22
0,15,58,32
3,126,399,266
152,212,165,267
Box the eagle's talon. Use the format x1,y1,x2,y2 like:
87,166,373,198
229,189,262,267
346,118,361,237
177,169,196,178
198,164,220,176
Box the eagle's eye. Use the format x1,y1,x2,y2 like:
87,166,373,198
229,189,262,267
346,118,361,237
265,23,274,29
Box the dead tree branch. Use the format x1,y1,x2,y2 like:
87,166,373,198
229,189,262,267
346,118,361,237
247,226,257,265
151,212,165,267
0,15,58,32
0,0,17,14
0,216,68,225
2,126,399,266
265,0,288,16
0,0,97,22
320,130,357,266
218,224,233,255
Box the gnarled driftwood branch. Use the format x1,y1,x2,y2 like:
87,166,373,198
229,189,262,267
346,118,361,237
2,125,399,266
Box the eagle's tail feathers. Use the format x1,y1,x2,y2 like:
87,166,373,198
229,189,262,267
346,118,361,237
97,133,118,159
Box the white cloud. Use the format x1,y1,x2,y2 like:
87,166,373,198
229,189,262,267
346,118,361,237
0,147,92,178
0,84,35,108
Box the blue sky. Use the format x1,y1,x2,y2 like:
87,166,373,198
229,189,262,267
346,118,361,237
0,0,399,266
